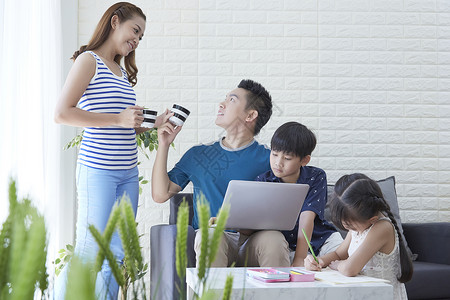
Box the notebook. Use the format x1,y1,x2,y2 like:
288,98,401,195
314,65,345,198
311,268,390,284
221,180,309,230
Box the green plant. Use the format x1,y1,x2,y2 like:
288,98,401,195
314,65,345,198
174,193,232,300
57,195,148,299
88,194,148,300
53,244,74,276
174,200,190,298
0,178,49,299
64,129,172,195
63,131,84,150
136,128,159,159
64,129,169,157
138,173,148,195
65,256,96,300
221,274,233,300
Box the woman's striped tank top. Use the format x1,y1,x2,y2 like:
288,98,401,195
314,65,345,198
77,51,138,170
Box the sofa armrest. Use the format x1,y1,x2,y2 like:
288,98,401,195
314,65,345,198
169,193,194,225
150,224,196,300
402,222,450,265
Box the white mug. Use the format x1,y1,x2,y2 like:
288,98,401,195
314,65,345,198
142,109,158,128
169,104,190,126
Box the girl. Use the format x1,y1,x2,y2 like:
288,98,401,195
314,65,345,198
304,173,413,300
54,2,162,299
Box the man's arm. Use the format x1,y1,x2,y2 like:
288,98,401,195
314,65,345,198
151,117,182,203
292,210,316,267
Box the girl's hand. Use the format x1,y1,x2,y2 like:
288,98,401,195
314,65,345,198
304,255,323,271
329,260,341,270
117,106,144,128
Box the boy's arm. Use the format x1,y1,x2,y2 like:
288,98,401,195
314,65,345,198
292,210,316,267
292,168,328,266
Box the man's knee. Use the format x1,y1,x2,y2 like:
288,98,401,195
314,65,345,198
194,228,217,252
245,231,290,267
194,228,232,267
251,230,289,251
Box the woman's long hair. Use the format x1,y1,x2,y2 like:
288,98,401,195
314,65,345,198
71,2,146,86
330,173,413,283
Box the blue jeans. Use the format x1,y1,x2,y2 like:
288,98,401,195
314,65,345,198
54,164,139,300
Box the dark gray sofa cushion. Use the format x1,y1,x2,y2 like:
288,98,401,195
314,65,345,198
405,261,450,300
403,222,450,300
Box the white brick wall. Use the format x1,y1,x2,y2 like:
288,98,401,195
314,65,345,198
76,0,450,292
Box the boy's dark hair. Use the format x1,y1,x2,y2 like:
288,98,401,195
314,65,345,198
238,79,273,135
270,122,316,159
330,173,413,283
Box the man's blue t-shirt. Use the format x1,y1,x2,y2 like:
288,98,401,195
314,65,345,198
168,138,270,229
255,166,337,254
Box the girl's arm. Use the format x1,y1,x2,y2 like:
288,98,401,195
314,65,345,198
334,220,394,276
54,52,143,128
292,210,316,267
304,231,351,271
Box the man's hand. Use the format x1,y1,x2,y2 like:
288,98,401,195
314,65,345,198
157,113,182,148
154,109,170,128
238,229,255,236
209,217,217,227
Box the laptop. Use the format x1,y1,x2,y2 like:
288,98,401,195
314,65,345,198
221,180,309,230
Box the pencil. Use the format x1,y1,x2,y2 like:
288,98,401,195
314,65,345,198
302,228,319,263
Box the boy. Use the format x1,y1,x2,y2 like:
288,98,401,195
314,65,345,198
152,79,289,267
255,122,343,267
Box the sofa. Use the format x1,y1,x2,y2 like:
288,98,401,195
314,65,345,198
150,193,196,300
403,223,450,300
150,181,450,300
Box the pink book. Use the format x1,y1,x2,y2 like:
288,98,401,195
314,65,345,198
289,268,315,282
247,273,291,283
246,268,290,280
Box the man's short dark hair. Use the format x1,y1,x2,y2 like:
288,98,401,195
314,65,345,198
238,79,273,135
271,122,316,159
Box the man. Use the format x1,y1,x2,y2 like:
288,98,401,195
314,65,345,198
152,79,290,267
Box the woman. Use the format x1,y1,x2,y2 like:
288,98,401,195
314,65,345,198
54,2,158,299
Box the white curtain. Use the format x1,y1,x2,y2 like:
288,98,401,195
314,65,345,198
0,0,67,259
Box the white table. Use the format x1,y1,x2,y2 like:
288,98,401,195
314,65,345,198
186,267,393,300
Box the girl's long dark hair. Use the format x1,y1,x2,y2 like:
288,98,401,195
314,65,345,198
330,173,413,283
72,2,146,86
